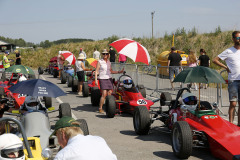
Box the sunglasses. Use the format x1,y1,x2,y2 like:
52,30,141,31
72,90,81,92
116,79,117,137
102,53,109,55
236,37,240,40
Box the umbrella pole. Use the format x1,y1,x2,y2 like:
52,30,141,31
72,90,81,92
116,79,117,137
198,83,201,110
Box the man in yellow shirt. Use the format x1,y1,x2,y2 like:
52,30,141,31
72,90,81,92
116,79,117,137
2,51,10,69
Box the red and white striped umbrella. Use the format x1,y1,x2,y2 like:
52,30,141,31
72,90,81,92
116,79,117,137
59,51,76,65
109,38,151,65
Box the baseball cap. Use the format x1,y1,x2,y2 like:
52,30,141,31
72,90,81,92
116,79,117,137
4,51,9,55
171,47,176,51
51,116,80,136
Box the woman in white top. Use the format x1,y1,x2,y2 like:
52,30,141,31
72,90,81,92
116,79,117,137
95,49,124,113
75,53,91,96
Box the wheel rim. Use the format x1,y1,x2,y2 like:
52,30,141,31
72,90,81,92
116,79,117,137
134,111,140,130
172,127,181,153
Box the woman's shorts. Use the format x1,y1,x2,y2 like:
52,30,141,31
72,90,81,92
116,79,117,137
77,71,85,82
99,78,113,90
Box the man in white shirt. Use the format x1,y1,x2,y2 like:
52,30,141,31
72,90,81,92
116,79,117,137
213,31,240,126
93,48,101,60
52,116,117,160
79,48,87,66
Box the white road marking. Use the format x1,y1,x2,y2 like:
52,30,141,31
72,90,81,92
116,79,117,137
40,74,77,120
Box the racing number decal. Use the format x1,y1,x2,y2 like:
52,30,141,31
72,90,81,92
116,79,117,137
137,99,147,105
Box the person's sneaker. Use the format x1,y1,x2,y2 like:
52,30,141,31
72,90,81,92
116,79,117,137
99,109,104,113
78,92,83,96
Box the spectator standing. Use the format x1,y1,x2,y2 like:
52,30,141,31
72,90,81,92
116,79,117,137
118,54,127,63
2,51,10,69
79,48,87,66
109,46,116,63
15,50,21,65
51,116,117,160
198,49,210,89
57,52,65,78
167,47,182,90
95,49,124,113
213,31,240,126
75,53,91,96
187,50,198,90
93,48,101,60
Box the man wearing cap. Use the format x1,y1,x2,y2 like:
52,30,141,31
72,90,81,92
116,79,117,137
15,50,21,65
2,51,10,69
79,48,87,66
52,116,117,160
167,47,182,90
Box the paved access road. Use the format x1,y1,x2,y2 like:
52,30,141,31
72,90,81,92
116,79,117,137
41,73,217,160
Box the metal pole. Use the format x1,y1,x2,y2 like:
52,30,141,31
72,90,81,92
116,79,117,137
151,11,155,39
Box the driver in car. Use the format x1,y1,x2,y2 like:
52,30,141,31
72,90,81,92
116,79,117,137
122,78,133,90
20,96,44,112
0,99,21,135
180,92,198,111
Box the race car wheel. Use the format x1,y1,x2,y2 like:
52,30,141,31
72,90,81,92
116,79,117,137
137,84,146,98
82,82,89,97
105,95,116,118
60,71,67,84
67,76,73,87
160,92,172,106
172,121,192,159
133,106,151,135
43,97,52,108
91,87,101,106
59,103,72,118
77,119,89,135
38,67,44,74
72,79,78,92
53,69,58,78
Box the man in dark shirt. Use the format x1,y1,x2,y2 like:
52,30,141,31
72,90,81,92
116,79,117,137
167,47,182,90
15,50,21,65
109,46,116,63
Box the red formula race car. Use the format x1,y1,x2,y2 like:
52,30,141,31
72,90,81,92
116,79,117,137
0,73,26,108
104,72,154,118
38,56,59,78
133,87,240,160
82,71,100,97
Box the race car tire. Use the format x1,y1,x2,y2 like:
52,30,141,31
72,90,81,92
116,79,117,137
72,79,78,92
172,121,192,159
0,87,5,97
53,69,58,78
82,82,89,97
43,97,52,108
200,101,212,110
77,119,89,135
67,76,73,87
133,106,151,135
91,87,101,106
59,103,72,118
60,71,67,84
105,95,116,118
160,92,172,106
137,84,146,98
38,67,44,75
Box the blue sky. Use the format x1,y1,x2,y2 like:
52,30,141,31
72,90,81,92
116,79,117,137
0,0,239,44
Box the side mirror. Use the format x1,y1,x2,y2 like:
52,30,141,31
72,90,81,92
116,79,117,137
41,148,53,160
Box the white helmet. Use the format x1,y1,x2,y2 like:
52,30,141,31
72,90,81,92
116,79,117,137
19,75,27,82
123,78,133,89
181,92,198,111
24,96,39,111
0,133,25,160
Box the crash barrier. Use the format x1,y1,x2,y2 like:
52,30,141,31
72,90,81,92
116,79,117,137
111,63,220,106
219,70,229,108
